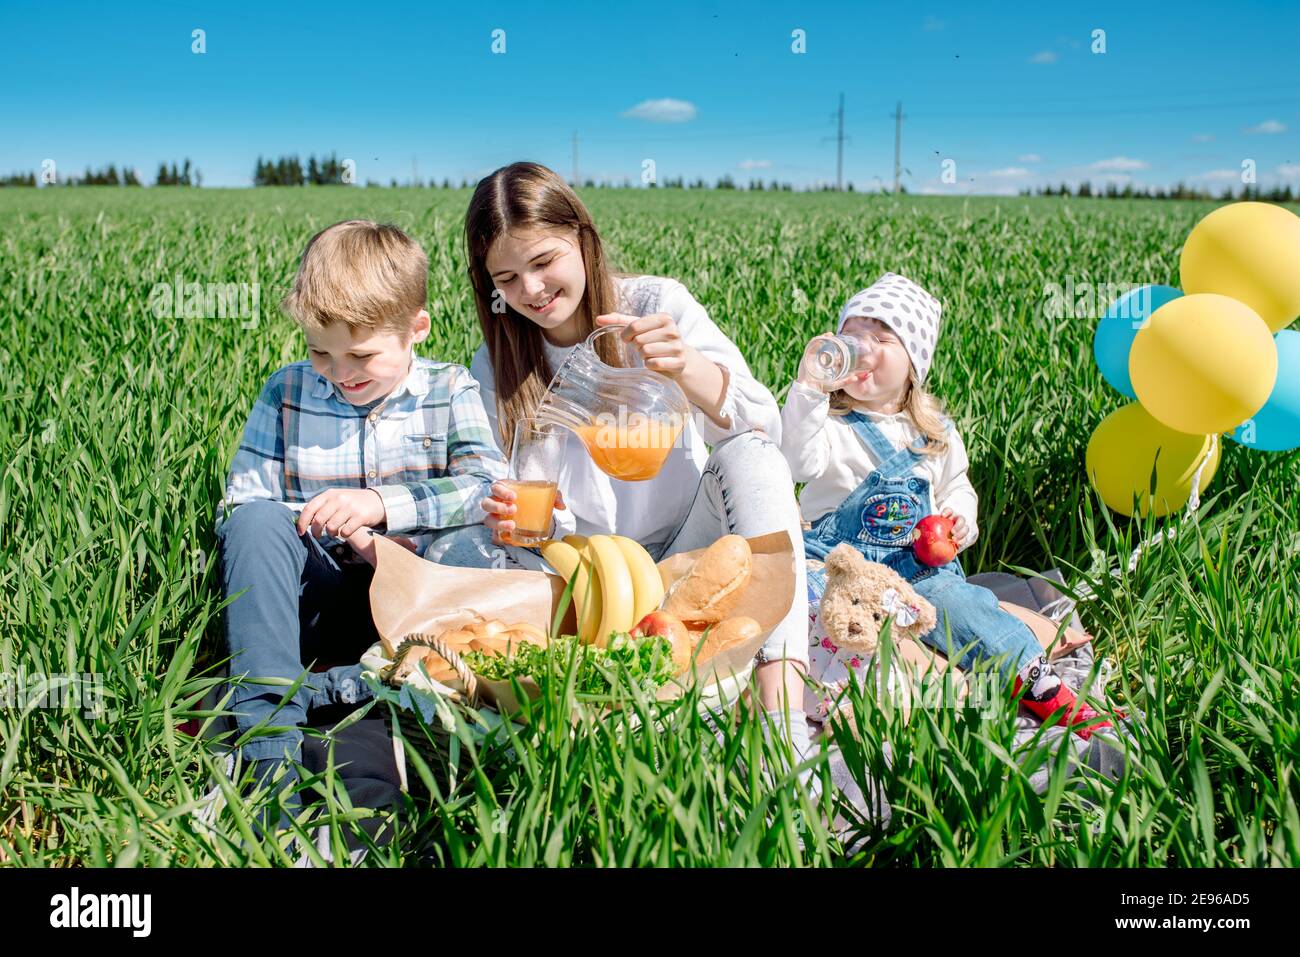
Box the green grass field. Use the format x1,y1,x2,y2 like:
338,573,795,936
2,187,1297,866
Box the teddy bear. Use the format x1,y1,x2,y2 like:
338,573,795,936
816,544,937,656
806,543,947,736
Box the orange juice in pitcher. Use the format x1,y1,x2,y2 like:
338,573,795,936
536,326,692,483
575,415,684,482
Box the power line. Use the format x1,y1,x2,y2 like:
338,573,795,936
892,101,905,194
820,94,847,190
578,121,831,145
836,94,844,191
903,95,1300,120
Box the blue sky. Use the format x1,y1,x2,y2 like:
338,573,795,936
2,0,1298,193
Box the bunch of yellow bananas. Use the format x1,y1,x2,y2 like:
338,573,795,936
537,534,664,645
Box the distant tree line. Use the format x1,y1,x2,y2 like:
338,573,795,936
155,159,198,186
2,160,1295,200
254,154,347,186
0,160,196,187
1020,180,1297,203
22,164,147,186
639,175,797,190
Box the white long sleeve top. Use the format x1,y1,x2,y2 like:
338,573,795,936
470,274,781,553
779,380,980,552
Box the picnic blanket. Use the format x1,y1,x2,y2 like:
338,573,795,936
190,564,1136,861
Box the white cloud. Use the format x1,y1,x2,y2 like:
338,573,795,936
985,167,1031,178
1245,119,1286,134
737,159,772,170
1191,133,1216,143
620,98,698,123
1087,156,1150,172
923,15,946,30
1277,164,1300,179
1188,169,1243,183
1029,51,1058,64
1017,153,1042,163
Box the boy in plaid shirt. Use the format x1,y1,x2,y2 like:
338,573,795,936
215,220,506,824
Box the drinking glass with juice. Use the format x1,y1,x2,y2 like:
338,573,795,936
502,418,563,546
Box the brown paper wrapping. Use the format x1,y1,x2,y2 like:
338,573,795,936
367,530,796,716
367,535,556,652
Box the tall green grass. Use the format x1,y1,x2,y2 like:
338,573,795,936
1,187,1297,866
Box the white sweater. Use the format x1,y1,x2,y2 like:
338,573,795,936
779,381,980,552
470,274,782,552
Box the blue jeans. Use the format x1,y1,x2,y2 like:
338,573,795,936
216,500,381,763
911,568,1044,681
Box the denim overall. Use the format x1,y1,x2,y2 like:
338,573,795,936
803,412,1042,681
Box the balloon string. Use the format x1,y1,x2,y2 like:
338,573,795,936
1039,432,1219,623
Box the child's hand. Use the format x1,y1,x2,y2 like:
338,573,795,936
298,488,387,539
595,312,688,378
939,507,969,548
343,528,419,567
481,481,567,546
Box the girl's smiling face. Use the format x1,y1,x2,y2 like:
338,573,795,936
306,313,428,406
838,315,914,410
485,227,588,345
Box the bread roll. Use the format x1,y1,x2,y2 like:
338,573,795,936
663,535,752,625
504,622,549,646
469,631,510,656
475,619,508,639
467,620,549,656
438,628,477,649
389,643,456,681
691,616,762,671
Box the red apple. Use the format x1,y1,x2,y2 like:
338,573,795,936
912,514,959,566
630,610,692,673
631,610,687,643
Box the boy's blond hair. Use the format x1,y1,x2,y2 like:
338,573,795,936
282,220,428,338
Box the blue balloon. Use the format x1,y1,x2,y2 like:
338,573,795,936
1093,284,1183,398
1230,329,1300,452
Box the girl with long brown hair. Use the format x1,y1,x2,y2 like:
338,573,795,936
460,162,811,755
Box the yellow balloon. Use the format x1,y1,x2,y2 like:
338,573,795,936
1129,293,1277,435
1180,201,1300,334
1086,403,1220,518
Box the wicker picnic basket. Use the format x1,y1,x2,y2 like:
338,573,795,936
367,631,495,799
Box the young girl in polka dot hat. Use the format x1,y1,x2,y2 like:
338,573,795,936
779,272,1115,740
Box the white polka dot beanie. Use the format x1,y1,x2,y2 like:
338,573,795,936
836,272,942,383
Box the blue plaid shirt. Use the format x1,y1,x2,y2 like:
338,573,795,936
217,356,506,554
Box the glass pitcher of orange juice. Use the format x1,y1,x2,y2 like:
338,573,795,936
536,326,690,482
